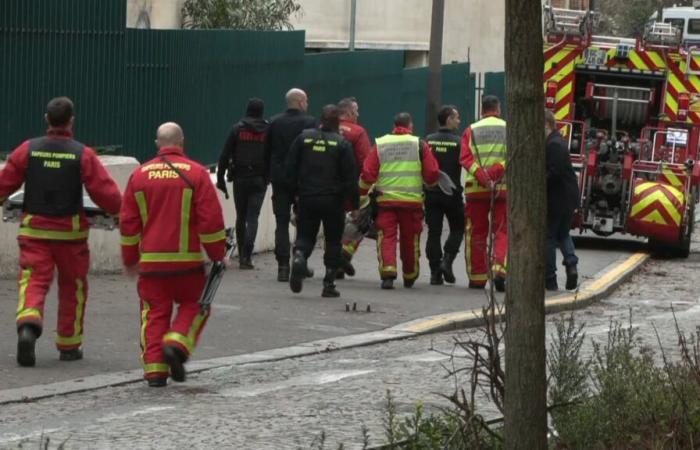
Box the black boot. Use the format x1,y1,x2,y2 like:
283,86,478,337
565,265,578,290
403,278,416,288
147,377,168,388
430,270,444,285
440,252,457,284
493,275,506,293
322,269,340,298
59,348,83,361
341,255,356,277
545,277,559,291
290,250,306,293
239,252,254,270
17,325,38,367
163,345,187,383
277,263,290,282
381,278,394,290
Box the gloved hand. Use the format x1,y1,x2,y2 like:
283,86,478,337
216,180,229,199
487,164,505,183
474,167,492,189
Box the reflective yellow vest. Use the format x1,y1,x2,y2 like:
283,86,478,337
465,116,507,196
375,134,424,204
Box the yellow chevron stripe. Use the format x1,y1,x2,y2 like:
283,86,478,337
629,52,649,71
666,93,678,114
556,80,573,103
635,182,658,195
640,210,668,225
662,168,683,187
688,74,700,94
555,104,571,120
648,52,666,69
631,190,682,225
669,73,687,94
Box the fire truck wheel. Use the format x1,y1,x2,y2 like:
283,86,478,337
648,237,690,259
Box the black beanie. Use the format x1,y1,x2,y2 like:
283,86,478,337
246,98,264,118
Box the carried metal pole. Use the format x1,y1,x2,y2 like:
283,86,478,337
425,0,445,134
349,0,357,51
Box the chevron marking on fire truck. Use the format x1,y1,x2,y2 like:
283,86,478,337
630,182,684,226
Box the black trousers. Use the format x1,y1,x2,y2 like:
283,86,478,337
233,176,267,259
272,182,294,264
425,193,465,271
294,195,344,270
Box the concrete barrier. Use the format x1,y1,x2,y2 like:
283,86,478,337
0,158,283,277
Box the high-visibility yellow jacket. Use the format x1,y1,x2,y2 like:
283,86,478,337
460,115,507,200
359,127,440,208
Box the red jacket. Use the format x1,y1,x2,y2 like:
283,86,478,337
339,120,371,170
359,127,440,209
120,146,226,274
0,127,122,241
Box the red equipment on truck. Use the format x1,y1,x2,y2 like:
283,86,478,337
543,3,700,256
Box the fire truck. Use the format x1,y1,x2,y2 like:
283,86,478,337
543,5,700,256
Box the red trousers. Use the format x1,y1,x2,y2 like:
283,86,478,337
137,271,208,380
465,199,508,286
16,238,89,350
376,207,423,280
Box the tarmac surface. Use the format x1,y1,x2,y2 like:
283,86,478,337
0,229,644,391
1,240,693,450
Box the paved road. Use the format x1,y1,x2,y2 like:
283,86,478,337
0,243,694,450
0,231,643,390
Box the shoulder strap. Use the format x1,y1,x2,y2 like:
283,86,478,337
159,155,195,190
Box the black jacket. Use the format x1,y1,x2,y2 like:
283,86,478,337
284,128,359,209
217,117,270,181
425,127,463,200
266,108,317,186
546,130,579,216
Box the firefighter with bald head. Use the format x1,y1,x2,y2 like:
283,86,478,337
0,96,122,367
460,95,508,292
120,122,226,387
360,112,440,289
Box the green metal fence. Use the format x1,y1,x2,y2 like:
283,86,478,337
0,0,481,165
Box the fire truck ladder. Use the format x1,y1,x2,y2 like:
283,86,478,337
544,6,595,40
643,21,682,48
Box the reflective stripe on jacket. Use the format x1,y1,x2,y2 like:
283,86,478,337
375,134,424,205
120,146,226,274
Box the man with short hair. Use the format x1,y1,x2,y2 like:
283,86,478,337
216,98,269,269
360,112,440,289
266,88,316,282
337,97,372,278
544,109,579,291
285,105,358,297
120,122,227,387
0,96,122,367
425,105,464,285
460,95,508,292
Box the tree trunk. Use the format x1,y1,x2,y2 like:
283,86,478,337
504,0,547,448
425,0,445,134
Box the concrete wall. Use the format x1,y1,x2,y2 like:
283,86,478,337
0,157,280,278
292,0,506,73
125,0,506,73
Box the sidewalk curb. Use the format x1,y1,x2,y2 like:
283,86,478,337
0,251,649,405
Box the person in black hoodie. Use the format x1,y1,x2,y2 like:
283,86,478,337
217,98,270,269
424,105,464,286
284,105,358,298
266,88,317,282
544,109,579,291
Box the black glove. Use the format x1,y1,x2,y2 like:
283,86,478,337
216,180,229,199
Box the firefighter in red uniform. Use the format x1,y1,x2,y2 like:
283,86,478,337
0,97,122,367
360,112,440,289
120,122,226,387
460,95,508,292
337,97,372,278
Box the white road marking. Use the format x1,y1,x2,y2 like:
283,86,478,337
219,369,374,398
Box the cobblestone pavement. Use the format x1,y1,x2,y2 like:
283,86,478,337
0,239,697,449
0,230,633,390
